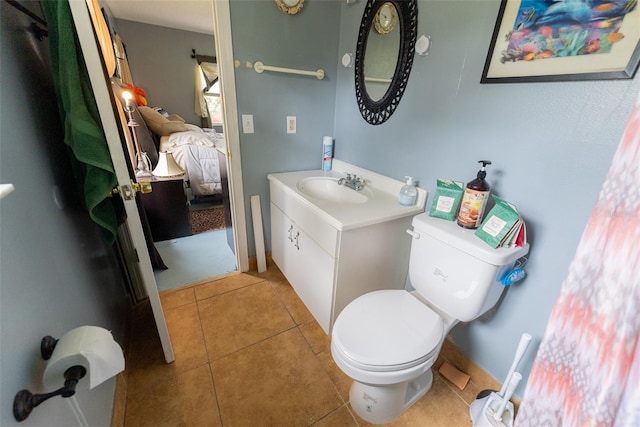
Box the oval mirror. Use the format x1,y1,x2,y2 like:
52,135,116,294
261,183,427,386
355,0,418,125
363,3,400,102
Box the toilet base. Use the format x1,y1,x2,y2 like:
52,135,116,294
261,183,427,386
350,369,434,424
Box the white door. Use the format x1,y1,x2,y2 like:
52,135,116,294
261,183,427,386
68,0,175,362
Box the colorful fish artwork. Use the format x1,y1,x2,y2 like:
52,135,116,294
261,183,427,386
500,0,637,64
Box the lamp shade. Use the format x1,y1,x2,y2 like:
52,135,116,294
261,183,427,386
153,152,185,178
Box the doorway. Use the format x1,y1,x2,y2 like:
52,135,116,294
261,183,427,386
102,0,245,292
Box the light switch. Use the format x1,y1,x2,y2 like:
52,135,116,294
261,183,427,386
287,116,296,134
242,114,254,134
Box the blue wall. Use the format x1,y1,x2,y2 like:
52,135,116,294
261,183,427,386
333,0,640,391
0,2,128,425
230,0,640,393
230,0,342,253
115,19,216,125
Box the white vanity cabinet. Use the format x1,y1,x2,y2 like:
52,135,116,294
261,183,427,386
269,170,422,334
271,203,336,331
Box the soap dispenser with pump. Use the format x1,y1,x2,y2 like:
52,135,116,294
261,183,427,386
457,160,492,229
399,176,417,206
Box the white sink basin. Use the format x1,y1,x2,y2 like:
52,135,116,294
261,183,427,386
297,177,371,204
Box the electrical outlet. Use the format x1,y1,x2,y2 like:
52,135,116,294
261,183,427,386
242,114,254,134
287,116,296,134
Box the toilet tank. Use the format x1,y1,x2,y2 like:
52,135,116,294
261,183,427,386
408,214,529,322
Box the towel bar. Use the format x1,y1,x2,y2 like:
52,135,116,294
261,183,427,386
253,61,325,80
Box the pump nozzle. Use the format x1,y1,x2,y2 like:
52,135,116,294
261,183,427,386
477,160,491,179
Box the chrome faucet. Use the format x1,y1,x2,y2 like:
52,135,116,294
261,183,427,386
338,173,365,191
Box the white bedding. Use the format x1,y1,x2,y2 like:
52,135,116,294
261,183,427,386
183,145,221,196
159,129,226,197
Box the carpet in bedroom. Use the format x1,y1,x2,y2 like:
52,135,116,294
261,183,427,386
190,205,225,234
154,229,237,291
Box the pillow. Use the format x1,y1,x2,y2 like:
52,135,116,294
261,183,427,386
184,123,203,132
167,114,185,123
138,106,189,136
152,106,169,117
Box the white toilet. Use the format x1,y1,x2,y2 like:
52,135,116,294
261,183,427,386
331,213,529,424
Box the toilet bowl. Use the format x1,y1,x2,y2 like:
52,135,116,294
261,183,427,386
331,290,451,424
331,214,529,424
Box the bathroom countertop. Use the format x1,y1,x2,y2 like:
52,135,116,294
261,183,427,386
267,159,428,231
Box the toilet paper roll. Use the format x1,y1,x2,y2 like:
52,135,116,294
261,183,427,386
43,326,124,391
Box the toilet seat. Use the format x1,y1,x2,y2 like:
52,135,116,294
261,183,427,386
332,290,444,372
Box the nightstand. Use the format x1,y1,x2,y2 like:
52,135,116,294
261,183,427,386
140,177,192,242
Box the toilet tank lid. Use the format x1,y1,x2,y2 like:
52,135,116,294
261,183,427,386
411,214,529,265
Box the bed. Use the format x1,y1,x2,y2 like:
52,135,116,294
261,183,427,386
133,105,226,200
159,127,226,198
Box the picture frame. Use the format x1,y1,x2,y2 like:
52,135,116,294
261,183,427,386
274,0,304,15
481,0,640,83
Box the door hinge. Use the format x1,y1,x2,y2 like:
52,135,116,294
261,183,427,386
110,180,152,200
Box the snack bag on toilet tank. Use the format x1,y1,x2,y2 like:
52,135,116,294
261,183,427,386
429,179,464,221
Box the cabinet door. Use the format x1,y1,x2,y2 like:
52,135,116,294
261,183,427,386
271,203,335,333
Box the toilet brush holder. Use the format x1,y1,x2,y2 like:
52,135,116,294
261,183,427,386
470,392,515,427
476,333,531,399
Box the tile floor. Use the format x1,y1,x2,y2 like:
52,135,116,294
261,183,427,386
122,264,476,426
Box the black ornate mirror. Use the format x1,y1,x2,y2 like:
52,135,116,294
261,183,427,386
355,0,417,125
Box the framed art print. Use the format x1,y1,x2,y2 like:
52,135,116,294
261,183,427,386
481,0,640,83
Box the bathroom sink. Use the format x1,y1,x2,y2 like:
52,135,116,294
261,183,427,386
297,177,370,204
268,159,428,231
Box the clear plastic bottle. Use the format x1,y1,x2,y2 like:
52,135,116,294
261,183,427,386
399,176,417,206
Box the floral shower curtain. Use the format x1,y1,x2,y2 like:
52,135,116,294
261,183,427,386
515,92,640,425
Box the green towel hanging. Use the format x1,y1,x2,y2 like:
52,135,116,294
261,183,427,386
42,0,124,243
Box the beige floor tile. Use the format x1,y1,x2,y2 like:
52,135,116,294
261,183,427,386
195,273,264,300
164,302,209,371
211,328,342,426
270,279,314,324
124,363,221,427
357,374,471,427
123,275,476,427
198,281,295,359
299,319,331,354
125,301,207,392
316,351,352,403
111,373,127,427
125,324,182,395
462,380,486,404
435,354,488,405
160,287,196,310
246,262,286,282
312,405,359,427
125,303,167,390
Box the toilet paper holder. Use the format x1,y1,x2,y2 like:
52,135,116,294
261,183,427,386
13,327,125,422
13,336,86,421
